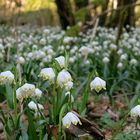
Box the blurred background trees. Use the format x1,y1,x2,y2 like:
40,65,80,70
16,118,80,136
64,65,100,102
0,0,140,29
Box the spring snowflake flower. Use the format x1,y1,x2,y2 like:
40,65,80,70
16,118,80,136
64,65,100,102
90,77,106,93
0,71,14,85
34,88,43,98
39,68,55,83
28,101,44,111
16,83,35,101
130,105,140,117
103,57,109,64
39,38,46,45
130,59,138,66
120,54,128,61
79,46,93,57
21,83,35,97
64,81,73,91
65,91,74,102
57,69,73,90
55,56,65,68
62,112,82,128
17,56,25,64
117,62,123,69
110,44,117,50
16,88,23,101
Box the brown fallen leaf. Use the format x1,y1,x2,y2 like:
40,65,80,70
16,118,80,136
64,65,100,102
68,111,105,140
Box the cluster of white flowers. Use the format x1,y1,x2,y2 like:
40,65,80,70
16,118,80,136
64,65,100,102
0,26,139,71
0,71,14,85
16,83,42,101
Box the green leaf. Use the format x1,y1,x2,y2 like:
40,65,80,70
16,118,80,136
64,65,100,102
6,84,14,109
27,108,38,140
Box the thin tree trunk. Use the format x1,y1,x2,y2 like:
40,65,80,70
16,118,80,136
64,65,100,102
99,0,109,26
55,0,75,29
123,0,136,27
107,0,135,27
116,0,136,43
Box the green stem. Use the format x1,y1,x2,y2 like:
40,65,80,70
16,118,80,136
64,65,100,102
13,85,18,125
58,103,68,140
39,129,42,140
52,81,57,124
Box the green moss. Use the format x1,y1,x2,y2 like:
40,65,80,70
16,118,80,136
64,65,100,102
65,25,80,36
75,8,87,22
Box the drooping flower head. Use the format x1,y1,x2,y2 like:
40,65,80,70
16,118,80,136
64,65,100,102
16,83,35,101
34,88,43,98
0,71,14,85
39,68,55,83
28,101,44,111
62,112,82,128
130,105,140,117
57,69,73,91
90,77,106,93
55,56,65,68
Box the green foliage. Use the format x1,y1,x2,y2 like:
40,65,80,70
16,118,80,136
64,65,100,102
65,25,81,36
75,8,87,22
116,133,138,140
100,113,116,129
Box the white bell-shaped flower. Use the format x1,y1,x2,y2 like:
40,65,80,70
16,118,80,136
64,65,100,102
130,105,140,117
130,59,138,66
79,46,93,57
57,69,73,90
90,77,106,93
62,112,82,128
20,83,35,98
28,101,44,111
55,56,65,68
117,62,123,69
16,87,23,101
17,56,25,64
65,81,73,91
65,91,74,102
103,57,109,64
34,88,43,98
39,68,55,83
0,71,14,85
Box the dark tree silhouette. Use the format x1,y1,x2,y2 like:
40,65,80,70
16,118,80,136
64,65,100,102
75,0,89,9
55,0,75,29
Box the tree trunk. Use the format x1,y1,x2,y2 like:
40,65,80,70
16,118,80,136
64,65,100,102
123,0,136,27
107,0,135,27
99,0,109,26
55,0,75,30
116,0,136,43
